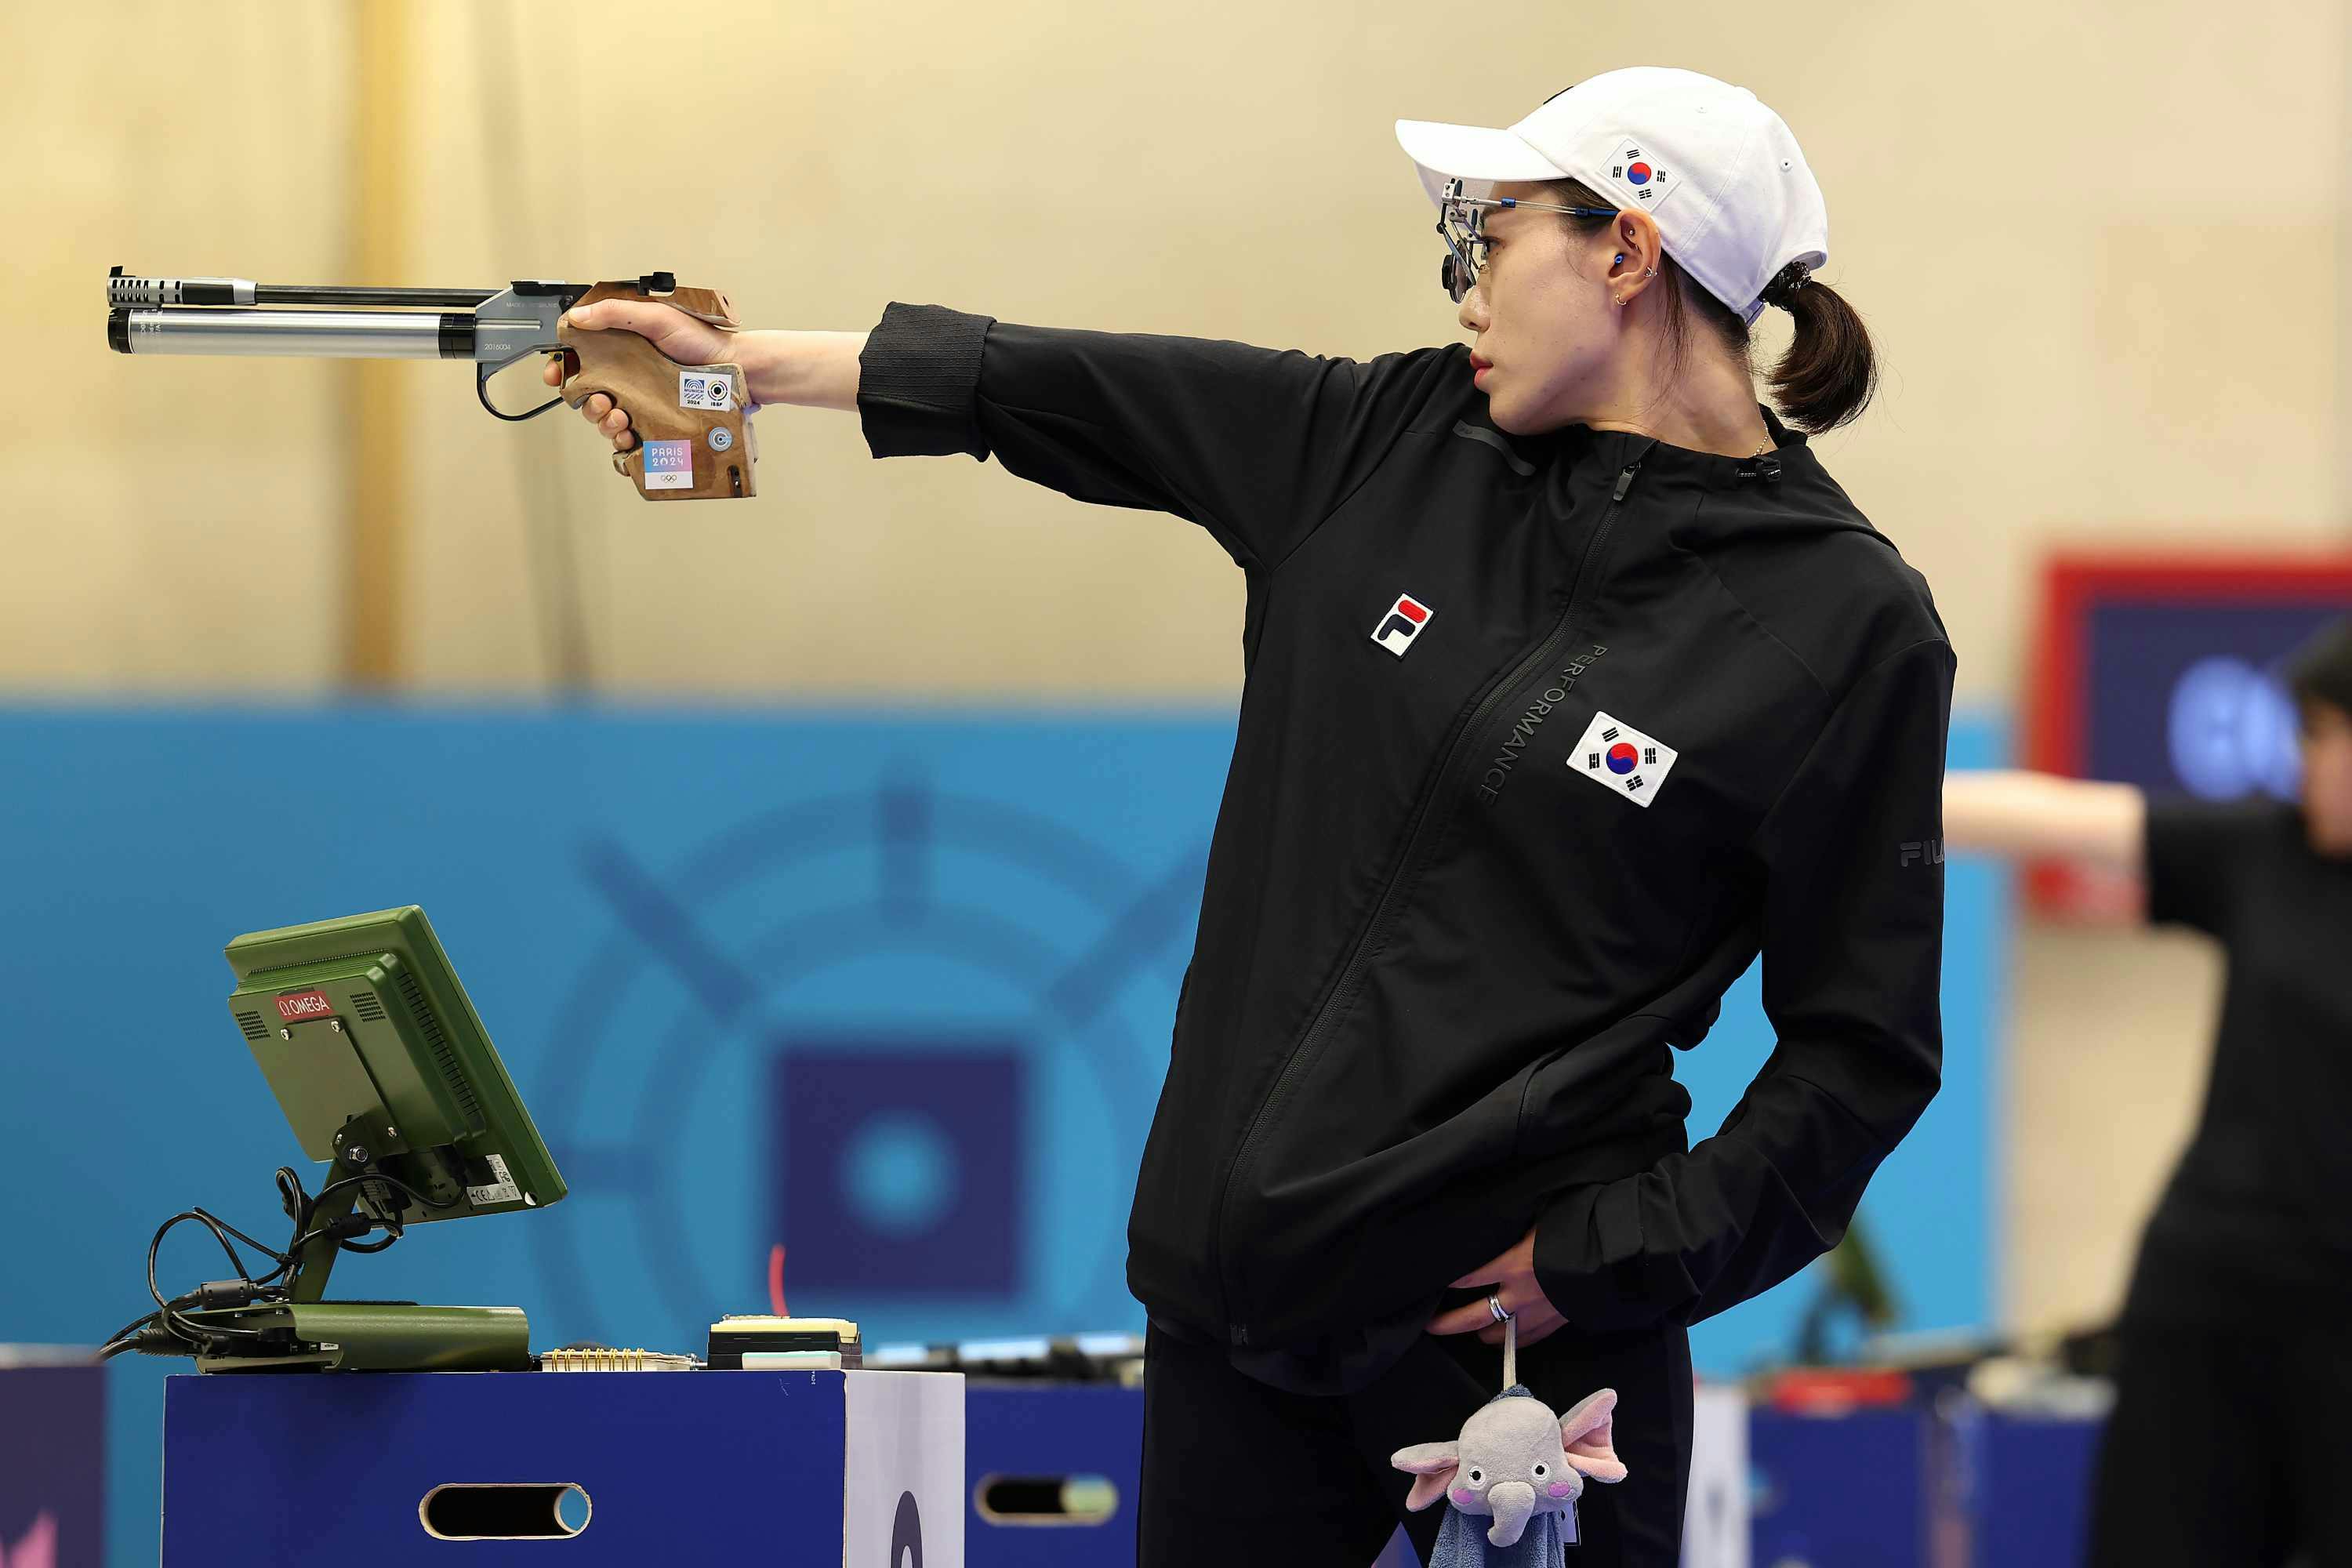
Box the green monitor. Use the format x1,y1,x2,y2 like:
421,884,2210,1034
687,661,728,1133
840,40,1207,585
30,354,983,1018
180,906,564,1370
226,904,564,1243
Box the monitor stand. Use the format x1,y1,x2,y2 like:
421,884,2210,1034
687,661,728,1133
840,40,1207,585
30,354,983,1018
181,1171,534,1374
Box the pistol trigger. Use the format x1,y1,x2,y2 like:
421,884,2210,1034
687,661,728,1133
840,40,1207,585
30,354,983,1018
610,448,632,478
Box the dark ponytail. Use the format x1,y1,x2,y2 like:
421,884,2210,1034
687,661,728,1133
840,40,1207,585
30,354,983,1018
1538,180,1879,435
1756,262,1877,433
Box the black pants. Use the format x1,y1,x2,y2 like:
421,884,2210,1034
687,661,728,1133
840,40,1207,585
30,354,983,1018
1137,1321,1693,1566
2087,1319,2352,1566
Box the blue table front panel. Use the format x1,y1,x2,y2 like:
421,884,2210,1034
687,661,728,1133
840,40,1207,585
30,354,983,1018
966,1383,1142,1567
162,1370,848,1566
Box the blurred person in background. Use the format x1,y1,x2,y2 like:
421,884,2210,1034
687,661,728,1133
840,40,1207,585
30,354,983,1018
547,67,1951,1566
1944,618,2352,1567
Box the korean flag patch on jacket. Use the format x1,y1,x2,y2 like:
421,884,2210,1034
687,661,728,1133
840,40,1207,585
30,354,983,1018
1571,711,1679,808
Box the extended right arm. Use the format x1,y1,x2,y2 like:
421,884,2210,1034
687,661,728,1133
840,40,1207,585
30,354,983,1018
551,299,1456,572
1941,769,2147,877
544,301,864,420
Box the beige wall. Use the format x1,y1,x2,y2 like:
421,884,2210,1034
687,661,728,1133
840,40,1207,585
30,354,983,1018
14,0,2347,699
5,1,2344,1330
5,5,355,689
2002,921,2226,1332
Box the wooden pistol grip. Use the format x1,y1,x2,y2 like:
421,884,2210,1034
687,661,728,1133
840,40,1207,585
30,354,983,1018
558,281,757,501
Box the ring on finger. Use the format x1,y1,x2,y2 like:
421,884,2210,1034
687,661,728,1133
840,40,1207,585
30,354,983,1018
1487,1293,1512,1325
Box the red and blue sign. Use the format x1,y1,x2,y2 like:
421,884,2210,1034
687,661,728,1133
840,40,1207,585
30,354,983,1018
2027,552,2352,916
1626,162,1653,186
1606,742,1639,775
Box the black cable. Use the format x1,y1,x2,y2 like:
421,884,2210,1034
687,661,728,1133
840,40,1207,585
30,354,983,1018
100,1276,263,1352
255,1166,318,1284
190,1207,290,1272
96,1306,165,1350
144,1215,220,1317
119,1164,464,1353
145,1214,269,1342
100,1323,198,1361
307,1171,460,1218
152,1210,250,1287
144,1200,316,1338
275,1165,309,1223
278,1218,374,1262
270,1170,452,1270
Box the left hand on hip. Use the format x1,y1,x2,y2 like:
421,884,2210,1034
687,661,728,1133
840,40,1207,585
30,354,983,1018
1425,1226,1568,1348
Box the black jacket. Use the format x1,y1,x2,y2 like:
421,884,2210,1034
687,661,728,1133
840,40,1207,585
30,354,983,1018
860,303,1954,1393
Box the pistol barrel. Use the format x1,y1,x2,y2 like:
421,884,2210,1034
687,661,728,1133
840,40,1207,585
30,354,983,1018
107,307,474,359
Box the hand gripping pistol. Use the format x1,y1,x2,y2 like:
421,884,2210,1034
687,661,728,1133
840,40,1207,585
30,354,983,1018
107,268,757,500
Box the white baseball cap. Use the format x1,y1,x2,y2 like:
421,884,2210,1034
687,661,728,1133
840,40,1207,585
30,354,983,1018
1397,67,1828,325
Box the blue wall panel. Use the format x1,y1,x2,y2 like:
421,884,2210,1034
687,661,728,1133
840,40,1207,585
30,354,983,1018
0,705,2001,1568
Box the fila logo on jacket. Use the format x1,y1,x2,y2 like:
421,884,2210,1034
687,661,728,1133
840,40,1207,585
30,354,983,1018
1370,593,1434,656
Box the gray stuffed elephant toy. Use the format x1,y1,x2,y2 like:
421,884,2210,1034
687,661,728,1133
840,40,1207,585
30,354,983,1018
1391,1385,1628,1566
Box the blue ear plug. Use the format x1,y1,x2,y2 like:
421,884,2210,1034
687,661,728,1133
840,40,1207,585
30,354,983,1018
1615,253,1626,263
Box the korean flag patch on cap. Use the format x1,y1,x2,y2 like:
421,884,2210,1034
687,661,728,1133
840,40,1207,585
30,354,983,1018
1607,138,1682,209
1571,710,1679,808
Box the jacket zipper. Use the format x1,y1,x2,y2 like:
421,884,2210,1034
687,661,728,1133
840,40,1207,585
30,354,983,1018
1211,450,1650,1346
